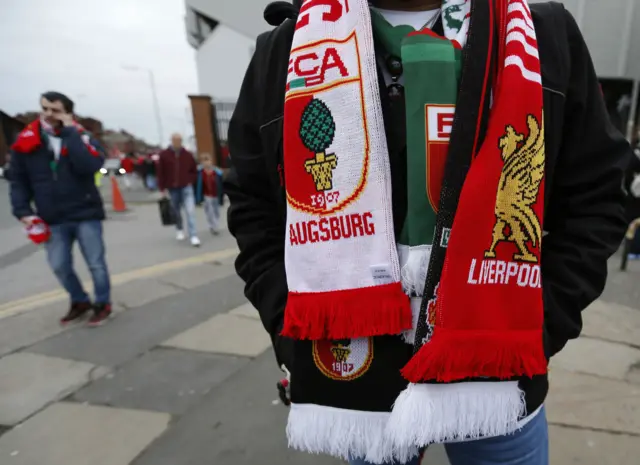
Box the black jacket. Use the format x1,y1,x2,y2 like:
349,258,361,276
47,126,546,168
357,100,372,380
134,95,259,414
225,1,630,410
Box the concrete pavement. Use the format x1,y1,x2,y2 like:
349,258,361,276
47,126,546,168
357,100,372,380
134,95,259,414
0,188,238,308
0,186,639,463
97,176,159,206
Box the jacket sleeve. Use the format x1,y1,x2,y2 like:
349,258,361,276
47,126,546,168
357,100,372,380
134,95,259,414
224,36,292,369
156,153,166,191
195,168,203,204
9,150,35,220
188,152,198,185
541,10,630,358
60,128,105,175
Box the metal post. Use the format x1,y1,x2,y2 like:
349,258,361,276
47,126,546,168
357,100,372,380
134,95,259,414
575,0,586,29
148,70,164,146
626,79,639,143
619,0,636,78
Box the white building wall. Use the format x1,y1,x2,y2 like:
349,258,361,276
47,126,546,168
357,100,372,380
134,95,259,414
188,0,272,39
187,0,272,100
196,25,256,100
530,0,638,79
191,0,640,102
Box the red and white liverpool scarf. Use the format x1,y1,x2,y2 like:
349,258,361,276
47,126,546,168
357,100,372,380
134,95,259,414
12,119,100,157
283,0,547,460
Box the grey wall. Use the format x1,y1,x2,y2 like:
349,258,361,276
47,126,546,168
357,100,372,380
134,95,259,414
531,0,639,79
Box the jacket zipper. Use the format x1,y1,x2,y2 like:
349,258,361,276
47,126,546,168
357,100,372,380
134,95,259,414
277,163,285,187
174,151,180,188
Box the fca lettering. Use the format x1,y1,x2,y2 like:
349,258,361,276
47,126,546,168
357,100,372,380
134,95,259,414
291,48,349,86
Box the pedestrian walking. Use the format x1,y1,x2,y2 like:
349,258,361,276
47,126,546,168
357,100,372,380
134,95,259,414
196,152,224,235
157,133,200,246
144,154,158,191
120,153,136,189
9,91,113,326
225,1,630,465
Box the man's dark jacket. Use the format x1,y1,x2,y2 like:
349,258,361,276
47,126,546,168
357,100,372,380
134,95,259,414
225,1,630,414
157,147,198,191
10,125,106,225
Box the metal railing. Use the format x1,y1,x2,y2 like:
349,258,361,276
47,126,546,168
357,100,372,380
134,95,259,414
212,101,236,146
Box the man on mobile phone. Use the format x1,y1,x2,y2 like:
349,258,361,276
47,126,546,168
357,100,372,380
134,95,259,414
10,91,113,327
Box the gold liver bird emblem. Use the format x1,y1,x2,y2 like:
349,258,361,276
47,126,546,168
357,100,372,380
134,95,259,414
485,115,545,263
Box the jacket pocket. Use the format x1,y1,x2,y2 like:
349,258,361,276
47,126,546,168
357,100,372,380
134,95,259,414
259,115,286,212
541,86,566,212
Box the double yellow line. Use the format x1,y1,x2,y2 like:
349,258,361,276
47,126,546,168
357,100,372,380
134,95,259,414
0,247,238,321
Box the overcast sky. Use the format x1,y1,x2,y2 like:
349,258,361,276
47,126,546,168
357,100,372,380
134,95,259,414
0,0,198,146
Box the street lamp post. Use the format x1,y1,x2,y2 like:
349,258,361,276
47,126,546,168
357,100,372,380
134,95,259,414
122,65,164,146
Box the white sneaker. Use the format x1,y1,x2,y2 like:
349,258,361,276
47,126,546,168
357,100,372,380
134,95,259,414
190,236,201,247
176,230,186,241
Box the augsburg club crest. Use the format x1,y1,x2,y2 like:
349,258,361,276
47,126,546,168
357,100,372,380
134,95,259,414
313,338,374,381
284,33,369,215
300,98,338,192
485,115,545,263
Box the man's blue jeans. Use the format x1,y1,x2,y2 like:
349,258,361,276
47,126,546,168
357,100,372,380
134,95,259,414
349,408,548,465
169,186,197,238
45,220,111,304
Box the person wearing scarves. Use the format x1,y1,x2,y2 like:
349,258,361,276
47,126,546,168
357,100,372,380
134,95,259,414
225,1,630,464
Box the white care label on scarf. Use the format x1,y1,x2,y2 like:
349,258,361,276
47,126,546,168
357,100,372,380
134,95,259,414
371,265,393,285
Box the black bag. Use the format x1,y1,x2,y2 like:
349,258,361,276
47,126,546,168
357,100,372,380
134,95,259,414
158,198,176,226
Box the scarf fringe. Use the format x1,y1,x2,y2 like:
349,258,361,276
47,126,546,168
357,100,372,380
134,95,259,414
287,403,419,464
387,382,526,447
282,283,412,340
399,245,432,296
401,329,547,382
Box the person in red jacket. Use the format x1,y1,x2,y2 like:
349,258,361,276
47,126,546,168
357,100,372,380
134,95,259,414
157,133,200,246
120,154,135,189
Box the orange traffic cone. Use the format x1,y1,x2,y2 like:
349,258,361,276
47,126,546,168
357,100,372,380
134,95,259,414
110,175,127,212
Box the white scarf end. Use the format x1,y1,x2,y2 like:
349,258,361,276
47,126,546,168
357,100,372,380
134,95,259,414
399,245,432,297
287,403,419,464
387,381,526,448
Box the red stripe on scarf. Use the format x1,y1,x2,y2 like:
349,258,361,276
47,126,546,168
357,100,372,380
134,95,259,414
282,283,411,340
12,119,98,156
402,0,547,383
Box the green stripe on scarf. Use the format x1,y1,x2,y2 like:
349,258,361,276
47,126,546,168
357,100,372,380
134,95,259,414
371,11,461,249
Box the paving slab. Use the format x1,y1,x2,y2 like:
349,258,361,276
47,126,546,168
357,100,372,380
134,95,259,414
0,402,170,465
551,336,640,381
0,353,107,426
547,368,640,435
601,263,640,310
73,347,249,415
131,351,450,465
548,425,640,465
582,300,640,349
228,302,261,321
157,261,235,290
162,313,272,358
0,305,68,358
111,278,180,309
28,274,246,368
627,362,640,385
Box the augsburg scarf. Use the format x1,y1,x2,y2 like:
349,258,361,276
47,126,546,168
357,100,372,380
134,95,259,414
283,0,547,462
